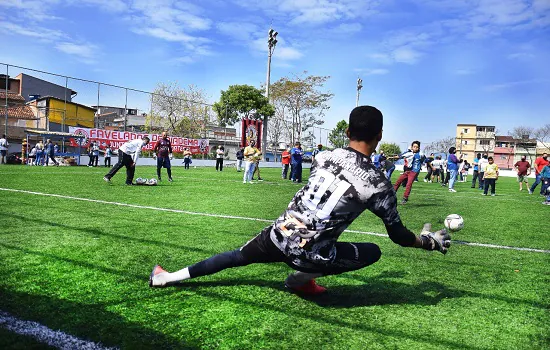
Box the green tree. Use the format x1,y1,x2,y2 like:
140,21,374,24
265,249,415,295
379,142,401,157
328,120,349,148
212,85,274,126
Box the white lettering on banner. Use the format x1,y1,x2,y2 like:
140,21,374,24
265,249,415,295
68,127,209,154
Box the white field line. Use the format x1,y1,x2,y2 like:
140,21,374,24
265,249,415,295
0,311,117,350
1,187,549,254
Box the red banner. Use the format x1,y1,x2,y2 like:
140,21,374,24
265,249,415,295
68,127,210,154
241,119,262,148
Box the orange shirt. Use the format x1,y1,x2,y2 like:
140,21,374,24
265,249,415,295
281,151,290,165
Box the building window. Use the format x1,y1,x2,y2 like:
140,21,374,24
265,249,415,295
463,140,468,145
501,156,507,159
479,140,491,145
463,128,469,134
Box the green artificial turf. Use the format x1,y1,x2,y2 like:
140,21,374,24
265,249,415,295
0,165,548,349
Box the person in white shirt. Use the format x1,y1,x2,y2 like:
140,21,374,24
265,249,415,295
478,154,489,190
103,137,150,185
215,145,225,171
0,134,9,164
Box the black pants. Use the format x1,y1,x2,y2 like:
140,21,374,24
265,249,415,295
483,178,496,195
424,167,433,181
282,164,289,179
471,170,479,188
92,155,98,166
46,153,58,166
216,158,223,171
187,226,382,278
478,172,485,189
105,157,111,167
105,150,135,184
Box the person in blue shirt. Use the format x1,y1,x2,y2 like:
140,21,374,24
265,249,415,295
447,147,463,192
371,150,381,169
290,141,303,183
471,153,481,188
392,141,425,204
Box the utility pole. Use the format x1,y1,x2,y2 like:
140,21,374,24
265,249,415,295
263,27,278,160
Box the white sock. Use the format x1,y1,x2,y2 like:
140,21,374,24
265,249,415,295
154,267,191,286
285,271,323,287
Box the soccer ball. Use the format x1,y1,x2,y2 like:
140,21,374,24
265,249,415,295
147,178,158,186
444,214,464,232
136,177,146,185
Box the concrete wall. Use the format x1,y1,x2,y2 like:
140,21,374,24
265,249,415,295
19,74,73,102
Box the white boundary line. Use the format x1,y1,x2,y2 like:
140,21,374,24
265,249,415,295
0,311,117,350
1,187,549,254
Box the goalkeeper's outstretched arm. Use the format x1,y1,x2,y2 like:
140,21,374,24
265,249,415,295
385,221,452,254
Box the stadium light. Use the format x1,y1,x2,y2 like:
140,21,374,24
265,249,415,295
356,78,363,107
262,27,278,160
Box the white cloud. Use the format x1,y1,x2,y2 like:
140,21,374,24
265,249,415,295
507,52,535,60
484,79,550,91
276,46,304,60
0,21,66,41
333,23,362,34
70,0,128,13
392,46,422,64
55,41,99,64
354,68,389,75
217,22,259,42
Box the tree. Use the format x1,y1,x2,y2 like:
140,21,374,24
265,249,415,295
379,142,401,157
328,120,349,148
146,82,210,138
509,125,536,162
534,123,550,152
212,85,274,126
269,72,333,146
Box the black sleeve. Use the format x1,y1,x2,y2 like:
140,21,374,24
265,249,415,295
168,140,173,153
384,221,416,247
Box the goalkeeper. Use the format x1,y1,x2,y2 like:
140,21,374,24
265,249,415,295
150,106,452,295
153,132,174,182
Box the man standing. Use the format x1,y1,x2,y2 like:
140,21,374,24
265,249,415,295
154,132,173,182
392,141,425,204
215,146,225,171
0,134,8,164
236,148,244,172
529,153,549,195
312,144,323,164
281,147,291,179
91,141,100,167
104,144,113,167
291,141,303,183
478,154,489,190
104,137,150,185
514,156,531,191
446,147,462,193
471,153,481,188
424,153,435,182
149,105,451,295
243,140,260,184
44,139,59,166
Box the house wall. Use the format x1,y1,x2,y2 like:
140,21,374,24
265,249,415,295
17,73,73,102
48,99,95,129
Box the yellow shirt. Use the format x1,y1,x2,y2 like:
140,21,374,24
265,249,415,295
244,146,259,162
484,163,499,179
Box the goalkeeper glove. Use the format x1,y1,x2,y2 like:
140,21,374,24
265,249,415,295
169,153,173,160
419,223,451,255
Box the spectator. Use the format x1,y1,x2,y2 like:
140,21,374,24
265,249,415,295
44,139,59,166
392,141,425,204
312,144,323,164
154,131,174,182
482,156,499,196
478,154,489,190
281,147,291,179
243,140,260,184
0,134,8,164
104,144,113,167
183,148,192,170
35,140,44,166
514,156,531,191
529,153,549,195
252,152,263,181
471,153,481,188
103,137,150,185
28,145,36,165
236,148,244,172
446,147,462,192
424,153,435,182
215,145,225,171
92,141,100,167
53,142,59,155
461,160,471,182
431,156,443,183
87,142,95,167
538,164,550,199
290,141,303,183
383,158,396,183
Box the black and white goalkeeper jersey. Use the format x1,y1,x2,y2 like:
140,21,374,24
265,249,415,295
269,147,402,269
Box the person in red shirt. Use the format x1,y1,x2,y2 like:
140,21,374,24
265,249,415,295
529,153,549,195
514,156,531,191
281,148,291,179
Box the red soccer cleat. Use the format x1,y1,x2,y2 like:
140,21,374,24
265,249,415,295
286,279,327,295
149,264,168,288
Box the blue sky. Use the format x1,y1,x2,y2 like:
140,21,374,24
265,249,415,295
1,0,549,147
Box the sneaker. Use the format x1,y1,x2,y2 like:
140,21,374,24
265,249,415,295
481,193,487,196
149,265,169,288
258,178,264,181
158,177,161,181
400,198,408,204
491,194,495,196
528,189,533,194
125,182,135,186
103,176,111,183
423,179,428,182
285,279,327,296
243,181,247,184
542,201,550,205
428,180,432,183
449,188,457,193
168,177,173,182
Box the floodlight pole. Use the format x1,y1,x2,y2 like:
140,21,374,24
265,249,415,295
263,27,278,161
4,64,8,137
356,78,363,107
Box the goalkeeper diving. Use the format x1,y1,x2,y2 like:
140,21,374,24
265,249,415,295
150,106,452,295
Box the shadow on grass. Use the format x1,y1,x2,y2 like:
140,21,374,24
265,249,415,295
0,288,199,350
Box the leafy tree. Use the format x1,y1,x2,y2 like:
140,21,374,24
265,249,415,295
328,120,349,148
269,72,333,146
146,82,210,138
378,142,401,157
212,85,274,126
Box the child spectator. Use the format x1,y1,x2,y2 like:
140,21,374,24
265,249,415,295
183,148,192,169
482,156,499,196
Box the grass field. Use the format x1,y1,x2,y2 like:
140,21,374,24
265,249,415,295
0,164,548,350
